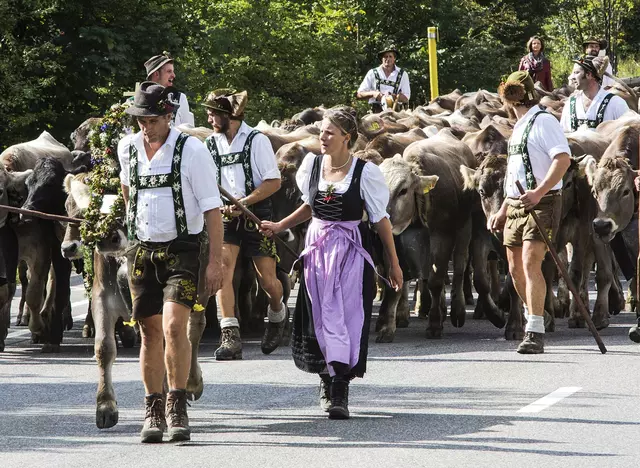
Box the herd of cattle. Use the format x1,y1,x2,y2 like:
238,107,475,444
1,79,640,428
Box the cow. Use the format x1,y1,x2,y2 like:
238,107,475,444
62,174,207,428
1,131,73,172
292,107,325,125
363,128,427,161
381,132,505,339
462,125,508,160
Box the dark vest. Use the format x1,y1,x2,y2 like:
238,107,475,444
309,155,365,222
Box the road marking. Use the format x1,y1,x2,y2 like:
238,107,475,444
6,300,89,341
518,387,582,413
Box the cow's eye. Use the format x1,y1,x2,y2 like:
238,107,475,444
623,189,631,197
478,189,486,198
398,188,408,197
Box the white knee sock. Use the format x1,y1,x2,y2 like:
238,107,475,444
267,302,286,323
220,317,240,329
525,314,545,334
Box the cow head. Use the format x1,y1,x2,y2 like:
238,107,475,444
70,117,100,152
380,154,438,235
21,157,68,221
0,166,31,227
460,154,507,220
582,155,637,243
61,173,90,259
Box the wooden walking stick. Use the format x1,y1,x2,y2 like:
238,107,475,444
515,181,607,354
217,185,299,260
0,204,82,224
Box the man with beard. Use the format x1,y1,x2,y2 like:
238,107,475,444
357,45,410,113
488,71,571,354
560,55,628,132
143,52,195,126
583,38,615,89
202,89,286,360
118,82,224,442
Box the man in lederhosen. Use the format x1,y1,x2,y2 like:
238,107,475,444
357,45,410,113
560,55,628,133
488,71,571,354
118,82,224,442
143,52,195,126
583,37,615,89
201,89,286,360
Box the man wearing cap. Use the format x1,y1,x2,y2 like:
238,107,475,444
357,45,410,113
201,89,286,360
144,52,195,126
488,71,571,354
118,81,224,442
560,55,629,133
583,38,615,89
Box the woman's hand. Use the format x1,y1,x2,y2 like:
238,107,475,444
389,261,403,292
260,220,283,238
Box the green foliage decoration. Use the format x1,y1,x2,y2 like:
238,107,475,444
79,102,133,293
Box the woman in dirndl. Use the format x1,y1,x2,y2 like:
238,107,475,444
261,107,403,419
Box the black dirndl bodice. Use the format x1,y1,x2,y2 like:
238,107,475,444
309,155,366,221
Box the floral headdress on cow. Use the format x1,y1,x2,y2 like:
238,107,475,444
498,71,539,106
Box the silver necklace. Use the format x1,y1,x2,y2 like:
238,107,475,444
329,155,352,171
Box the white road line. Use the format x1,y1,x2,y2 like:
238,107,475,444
518,387,582,413
6,300,89,341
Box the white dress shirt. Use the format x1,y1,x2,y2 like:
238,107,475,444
118,128,223,242
174,93,195,127
296,153,390,223
505,105,571,198
358,65,411,109
560,87,629,132
602,62,615,89
208,121,280,199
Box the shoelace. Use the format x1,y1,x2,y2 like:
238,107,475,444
221,329,236,345
167,395,191,424
146,398,165,427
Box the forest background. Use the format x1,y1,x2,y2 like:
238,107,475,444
1,0,639,149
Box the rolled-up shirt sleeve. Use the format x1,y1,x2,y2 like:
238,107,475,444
360,162,390,223
534,115,571,159
251,134,281,182
118,136,132,186
296,152,317,203
187,140,223,212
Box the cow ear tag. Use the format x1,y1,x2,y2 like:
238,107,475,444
367,121,380,132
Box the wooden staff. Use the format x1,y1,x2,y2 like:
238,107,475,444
515,181,606,354
0,204,82,224
217,185,299,260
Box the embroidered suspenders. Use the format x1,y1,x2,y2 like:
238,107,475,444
569,93,614,131
373,68,404,95
205,130,260,200
507,111,547,190
127,133,190,240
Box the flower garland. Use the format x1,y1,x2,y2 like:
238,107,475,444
80,102,134,293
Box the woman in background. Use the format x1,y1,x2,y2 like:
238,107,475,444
519,36,554,92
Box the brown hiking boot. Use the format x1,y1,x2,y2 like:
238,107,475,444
517,332,545,354
166,389,190,442
261,304,288,355
319,375,332,412
214,326,243,360
141,393,166,443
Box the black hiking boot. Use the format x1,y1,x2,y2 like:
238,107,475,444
261,304,288,355
516,332,545,354
141,393,166,443
166,389,191,442
328,377,350,420
214,326,243,360
319,374,332,412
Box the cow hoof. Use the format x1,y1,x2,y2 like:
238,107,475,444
417,311,428,320
450,305,466,328
64,316,74,331
376,328,396,343
82,325,94,338
628,326,640,343
593,318,610,331
504,327,524,341
425,328,443,339
483,306,506,329
16,319,27,327
187,373,204,401
396,317,409,328
31,333,42,344
567,317,585,329
96,402,119,429
118,326,137,349
374,318,384,332
544,312,555,333
0,341,4,352
41,344,60,354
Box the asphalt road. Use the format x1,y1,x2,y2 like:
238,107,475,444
1,274,639,468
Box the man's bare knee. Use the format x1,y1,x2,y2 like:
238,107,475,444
139,316,163,345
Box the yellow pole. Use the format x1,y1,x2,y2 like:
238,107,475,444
428,26,439,100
